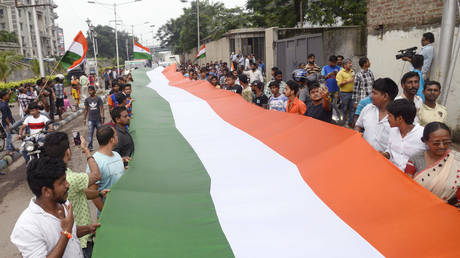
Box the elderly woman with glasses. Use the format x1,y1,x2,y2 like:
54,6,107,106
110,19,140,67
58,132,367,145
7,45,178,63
405,122,460,205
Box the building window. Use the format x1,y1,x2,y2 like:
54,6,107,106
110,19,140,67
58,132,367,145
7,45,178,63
20,23,23,30
1,23,6,30
0,9,4,17
18,9,21,17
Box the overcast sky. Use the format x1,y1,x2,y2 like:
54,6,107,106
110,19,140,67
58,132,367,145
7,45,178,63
55,0,247,49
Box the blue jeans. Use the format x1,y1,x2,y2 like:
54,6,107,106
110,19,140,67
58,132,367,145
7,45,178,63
88,120,102,149
339,92,354,125
5,127,13,151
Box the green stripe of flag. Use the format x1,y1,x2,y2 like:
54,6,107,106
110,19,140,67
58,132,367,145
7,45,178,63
60,51,81,69
133,52,152,60
92,69,234,258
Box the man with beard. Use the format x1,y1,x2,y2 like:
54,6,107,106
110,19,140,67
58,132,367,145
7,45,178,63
243,61,264,83
395,71,423,114
112,106,134,167
305,54,321,76
42,132,106,258
10,157,100,258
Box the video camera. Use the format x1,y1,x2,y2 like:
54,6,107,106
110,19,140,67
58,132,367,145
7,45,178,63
396,47,417,60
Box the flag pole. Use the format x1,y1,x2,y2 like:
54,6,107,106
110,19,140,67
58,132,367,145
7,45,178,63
36,54,65,100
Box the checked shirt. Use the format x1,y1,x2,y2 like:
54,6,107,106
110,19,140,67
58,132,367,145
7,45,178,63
352,69,375,105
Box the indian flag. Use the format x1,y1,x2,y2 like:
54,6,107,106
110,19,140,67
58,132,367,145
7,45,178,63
133,41,152,60
195,44,206,59
60,31,88,72
92,66,460,257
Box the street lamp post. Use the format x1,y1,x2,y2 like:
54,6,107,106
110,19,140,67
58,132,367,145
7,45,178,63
88,0,142,76
85,18,99,86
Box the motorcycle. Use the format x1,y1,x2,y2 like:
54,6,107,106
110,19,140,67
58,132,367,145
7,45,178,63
21,122,53,163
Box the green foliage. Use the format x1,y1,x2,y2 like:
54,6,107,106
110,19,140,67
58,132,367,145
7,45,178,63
86,25,133,60
0,75,57,90
246,0,367,27
0,51,24,82
31,58,40,77
0,30,18,43
156,0,251,53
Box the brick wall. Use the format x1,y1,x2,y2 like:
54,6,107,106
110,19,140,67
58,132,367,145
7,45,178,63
367,0,444,34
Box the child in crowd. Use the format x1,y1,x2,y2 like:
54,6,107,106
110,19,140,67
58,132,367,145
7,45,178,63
268,81,288,112
63,95,72,112
305,82,332,123
383,99,426,171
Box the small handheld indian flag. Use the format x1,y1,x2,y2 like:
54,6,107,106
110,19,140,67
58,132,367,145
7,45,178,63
60,31,88,72
133,41,152,60
195,44,206,59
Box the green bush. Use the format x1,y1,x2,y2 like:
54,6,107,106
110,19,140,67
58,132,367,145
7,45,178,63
0,75,58,90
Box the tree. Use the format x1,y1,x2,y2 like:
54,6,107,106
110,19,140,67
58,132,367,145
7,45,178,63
156,0,251,54
86,25,134,60
0,51,23,82
246,0,367,27
31,58,40,77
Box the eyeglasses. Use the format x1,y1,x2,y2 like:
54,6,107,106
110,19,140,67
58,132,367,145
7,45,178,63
429,140,452,147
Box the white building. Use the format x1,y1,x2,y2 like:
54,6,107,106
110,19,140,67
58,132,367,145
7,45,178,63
0,0,61,58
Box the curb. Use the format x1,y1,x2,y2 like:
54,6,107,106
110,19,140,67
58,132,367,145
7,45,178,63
53,109,84,130
0,151,22,173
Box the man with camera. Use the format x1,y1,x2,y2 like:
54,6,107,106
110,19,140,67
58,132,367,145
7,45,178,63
401,32,435,79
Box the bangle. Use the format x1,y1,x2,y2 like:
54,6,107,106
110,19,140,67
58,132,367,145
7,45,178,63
87,156,94,161
61,231,72,239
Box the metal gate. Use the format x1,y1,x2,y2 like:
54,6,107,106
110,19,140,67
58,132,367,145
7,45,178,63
275,34,323,78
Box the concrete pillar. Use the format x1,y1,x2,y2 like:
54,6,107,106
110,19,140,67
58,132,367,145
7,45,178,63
264,27,278,82
14,8,23,55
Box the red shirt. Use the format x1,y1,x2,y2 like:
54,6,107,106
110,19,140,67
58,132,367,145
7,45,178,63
286,97,306,115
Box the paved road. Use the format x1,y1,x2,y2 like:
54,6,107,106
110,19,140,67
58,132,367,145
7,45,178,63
0,92,108,257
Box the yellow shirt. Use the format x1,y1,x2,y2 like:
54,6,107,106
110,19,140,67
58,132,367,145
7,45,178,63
336,69,354,93
418,103,447,126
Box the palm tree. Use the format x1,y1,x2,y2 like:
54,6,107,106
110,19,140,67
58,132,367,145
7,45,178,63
0,51,24,82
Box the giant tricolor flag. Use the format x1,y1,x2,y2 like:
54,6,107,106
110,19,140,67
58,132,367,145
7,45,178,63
60,31,88,72
133,41,152,60
195,44,206,59
92,66,460,257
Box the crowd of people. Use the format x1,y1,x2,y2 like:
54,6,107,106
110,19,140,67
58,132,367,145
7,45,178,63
8,68,135,258
5,30,458,257
178,32,458,208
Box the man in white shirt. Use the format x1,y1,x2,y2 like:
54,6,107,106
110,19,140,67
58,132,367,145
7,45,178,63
18,102,52,137
383,99,426,171
243,62,264,83
10,157,99,258
355,78,399,152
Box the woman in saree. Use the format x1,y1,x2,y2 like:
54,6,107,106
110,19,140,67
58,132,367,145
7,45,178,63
405,122,460,205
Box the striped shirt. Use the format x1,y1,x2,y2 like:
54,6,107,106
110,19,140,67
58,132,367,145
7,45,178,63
352,69,375,104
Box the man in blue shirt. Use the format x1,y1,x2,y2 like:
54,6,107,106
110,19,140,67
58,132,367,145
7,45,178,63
0,90,15,155
321,55,341,94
